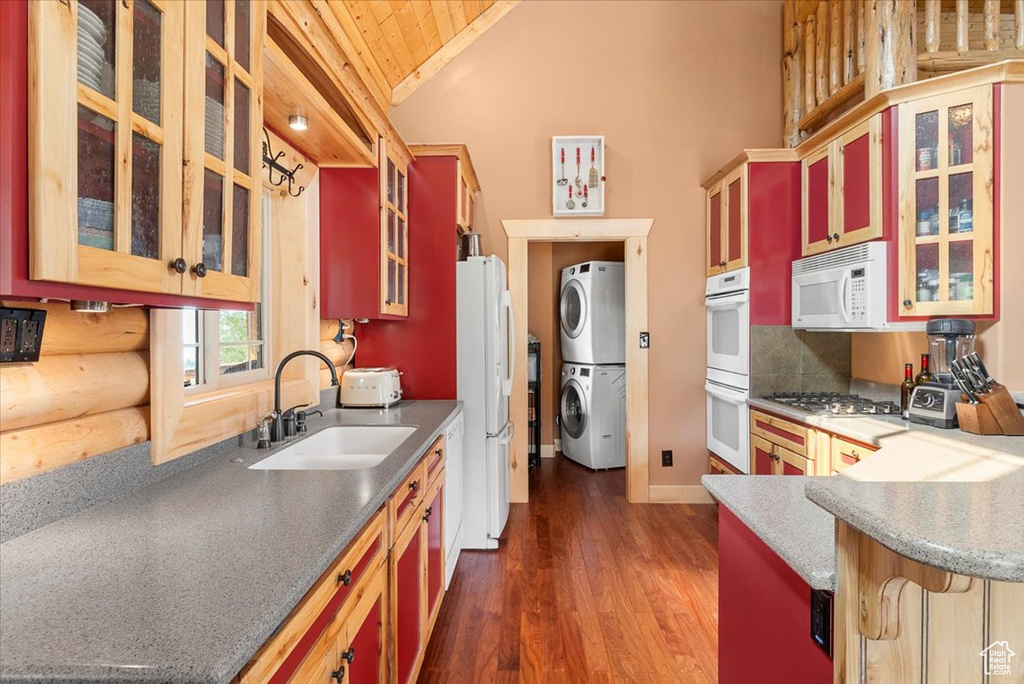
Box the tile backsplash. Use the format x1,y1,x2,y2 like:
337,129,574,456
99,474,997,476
750,326,851,397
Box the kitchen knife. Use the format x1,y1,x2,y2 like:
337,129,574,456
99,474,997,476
953,359,985,395
963,355,992,392
969,352,996,386
950,368,979,404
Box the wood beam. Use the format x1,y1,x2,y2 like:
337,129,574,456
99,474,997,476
864,0,917,99
392,0,520,105
783,0,804,148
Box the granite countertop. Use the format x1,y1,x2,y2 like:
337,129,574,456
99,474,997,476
0,401,462,684
701,475,837,590
748,397,1024,583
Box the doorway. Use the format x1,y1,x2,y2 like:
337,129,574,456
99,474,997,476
503,218,653,504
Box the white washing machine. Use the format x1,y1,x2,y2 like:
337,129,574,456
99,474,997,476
560,362,626,470
560,261,625,365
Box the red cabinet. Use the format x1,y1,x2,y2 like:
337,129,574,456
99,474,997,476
718,506,832,684
320,139,409,320
751,437,775,475
802,116,883,256
391,506,423,684
342,570,387,684
424,480,444,631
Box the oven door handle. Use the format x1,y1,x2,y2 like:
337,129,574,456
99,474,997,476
705,290,749,309
704,381,748,404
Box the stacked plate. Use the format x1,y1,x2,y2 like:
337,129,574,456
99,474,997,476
133,78,161,122
204,97,225,157
77,6,107,93
78,197,114,250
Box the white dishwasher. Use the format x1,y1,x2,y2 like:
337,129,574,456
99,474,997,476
443,411,465,588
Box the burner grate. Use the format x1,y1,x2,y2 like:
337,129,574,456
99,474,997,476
764,392,900,416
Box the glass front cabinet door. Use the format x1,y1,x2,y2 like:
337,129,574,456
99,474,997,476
899,85,994,317
381,141,409,317
28,0,264,303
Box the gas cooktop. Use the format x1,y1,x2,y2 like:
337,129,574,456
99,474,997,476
762,392,901,416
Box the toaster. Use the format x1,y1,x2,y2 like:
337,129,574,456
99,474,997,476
339,367,403,408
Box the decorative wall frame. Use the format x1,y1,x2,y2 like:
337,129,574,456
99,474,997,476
552,135,605,216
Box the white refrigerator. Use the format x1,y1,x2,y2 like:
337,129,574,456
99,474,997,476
457,255,513,550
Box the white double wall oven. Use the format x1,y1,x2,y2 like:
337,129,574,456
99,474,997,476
705,268,751,473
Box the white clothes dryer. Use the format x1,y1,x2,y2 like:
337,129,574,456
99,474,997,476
560,362,626,470
560,261,625,365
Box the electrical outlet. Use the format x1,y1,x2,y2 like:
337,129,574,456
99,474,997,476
1,308,47,363
661,449,673,467
639,332,650,348
20,320,39,353
811,589,833,657
0,319,16,354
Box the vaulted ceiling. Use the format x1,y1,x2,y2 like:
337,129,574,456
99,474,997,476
325,1,521,106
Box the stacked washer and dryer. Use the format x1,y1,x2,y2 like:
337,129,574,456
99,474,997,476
559,261,627,470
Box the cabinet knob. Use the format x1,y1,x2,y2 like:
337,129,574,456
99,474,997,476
342,647,355,664
832,233,840,241
409,480,420,493
331,667,345,682
423,506,433,522
825,235,833,243
435,447,443,457
337,569,352,586
903,299,912,308
192,262,208,278
851,450,860,459
169,258,187,274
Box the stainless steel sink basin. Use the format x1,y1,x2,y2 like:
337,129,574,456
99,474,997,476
248,426,417,471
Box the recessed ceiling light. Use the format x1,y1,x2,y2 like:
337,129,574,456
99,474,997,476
288,115,308,131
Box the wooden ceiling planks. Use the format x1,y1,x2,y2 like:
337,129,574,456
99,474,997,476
320,0,520,105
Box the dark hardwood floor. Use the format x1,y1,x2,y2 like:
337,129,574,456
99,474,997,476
419,456,720,683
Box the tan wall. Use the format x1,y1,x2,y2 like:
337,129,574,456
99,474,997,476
527,242,625,449
392,0,784,485
853,81,1024,392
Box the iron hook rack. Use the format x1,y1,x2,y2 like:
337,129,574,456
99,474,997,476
262,128,305,197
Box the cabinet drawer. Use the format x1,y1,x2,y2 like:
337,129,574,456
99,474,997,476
750,410,810,456
425,435,445,485
389,459,427,544
750,435,811,475
776,444,810,475
831,437,876,474
708,453,741,475
238,509,386,684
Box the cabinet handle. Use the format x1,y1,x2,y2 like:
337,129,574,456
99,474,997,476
851,450,860,459
423,506,433,522
191,262,208,278
409,480,420,493
337,569,352,586
825,234,833,243
342,647,355,664
331,667,345,682
903,299,912,308
832,233,840,241
169,258,187,274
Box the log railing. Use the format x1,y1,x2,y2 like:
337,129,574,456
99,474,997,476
784,0,1024,147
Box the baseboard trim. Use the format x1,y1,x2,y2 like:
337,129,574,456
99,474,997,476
553,438,562,453
648,485,715,505
540,444,555,459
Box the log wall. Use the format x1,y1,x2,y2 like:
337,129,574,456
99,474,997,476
0,301,151,485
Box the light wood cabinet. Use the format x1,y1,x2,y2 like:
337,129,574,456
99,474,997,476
802,115,883,256
29,0,264,303
897,85,995,317
750,435,811,475
705,166,747,276
708,453,741,475
830,436,877,474
380,140,409,317
456,162,476,233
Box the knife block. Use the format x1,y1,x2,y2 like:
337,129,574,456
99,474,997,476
955,386,1024,436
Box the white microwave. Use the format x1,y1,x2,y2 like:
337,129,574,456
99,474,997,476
792,242,889,330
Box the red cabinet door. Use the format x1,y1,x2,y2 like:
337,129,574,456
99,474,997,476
393,523,422,684
425,483,444,627
837,116,882,247
346,593,385,684
726,176,743,265
802,148,832,255
751,437,775,475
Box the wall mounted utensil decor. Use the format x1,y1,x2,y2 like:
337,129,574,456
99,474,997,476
552,135,605,216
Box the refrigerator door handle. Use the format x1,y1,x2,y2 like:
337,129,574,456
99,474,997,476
498,421,515,445
502,289,515,397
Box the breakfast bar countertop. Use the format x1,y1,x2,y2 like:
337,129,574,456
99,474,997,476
0,401,462,684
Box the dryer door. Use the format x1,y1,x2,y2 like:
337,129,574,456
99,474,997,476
560,379,588,441
560,279,587,339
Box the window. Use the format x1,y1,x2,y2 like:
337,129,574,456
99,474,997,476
184,192,270,390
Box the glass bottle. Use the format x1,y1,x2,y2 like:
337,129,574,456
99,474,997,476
900,363,916,417
915,353,934,385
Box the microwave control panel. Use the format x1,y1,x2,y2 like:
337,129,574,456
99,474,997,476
849,268,867,323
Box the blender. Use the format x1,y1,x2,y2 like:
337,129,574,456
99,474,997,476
908,319,976,428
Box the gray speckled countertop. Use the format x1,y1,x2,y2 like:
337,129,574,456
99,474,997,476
0,401,461,684
701,475,837,590
749,397,1024,583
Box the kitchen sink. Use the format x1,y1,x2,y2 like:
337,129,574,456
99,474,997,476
248,426,418,470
